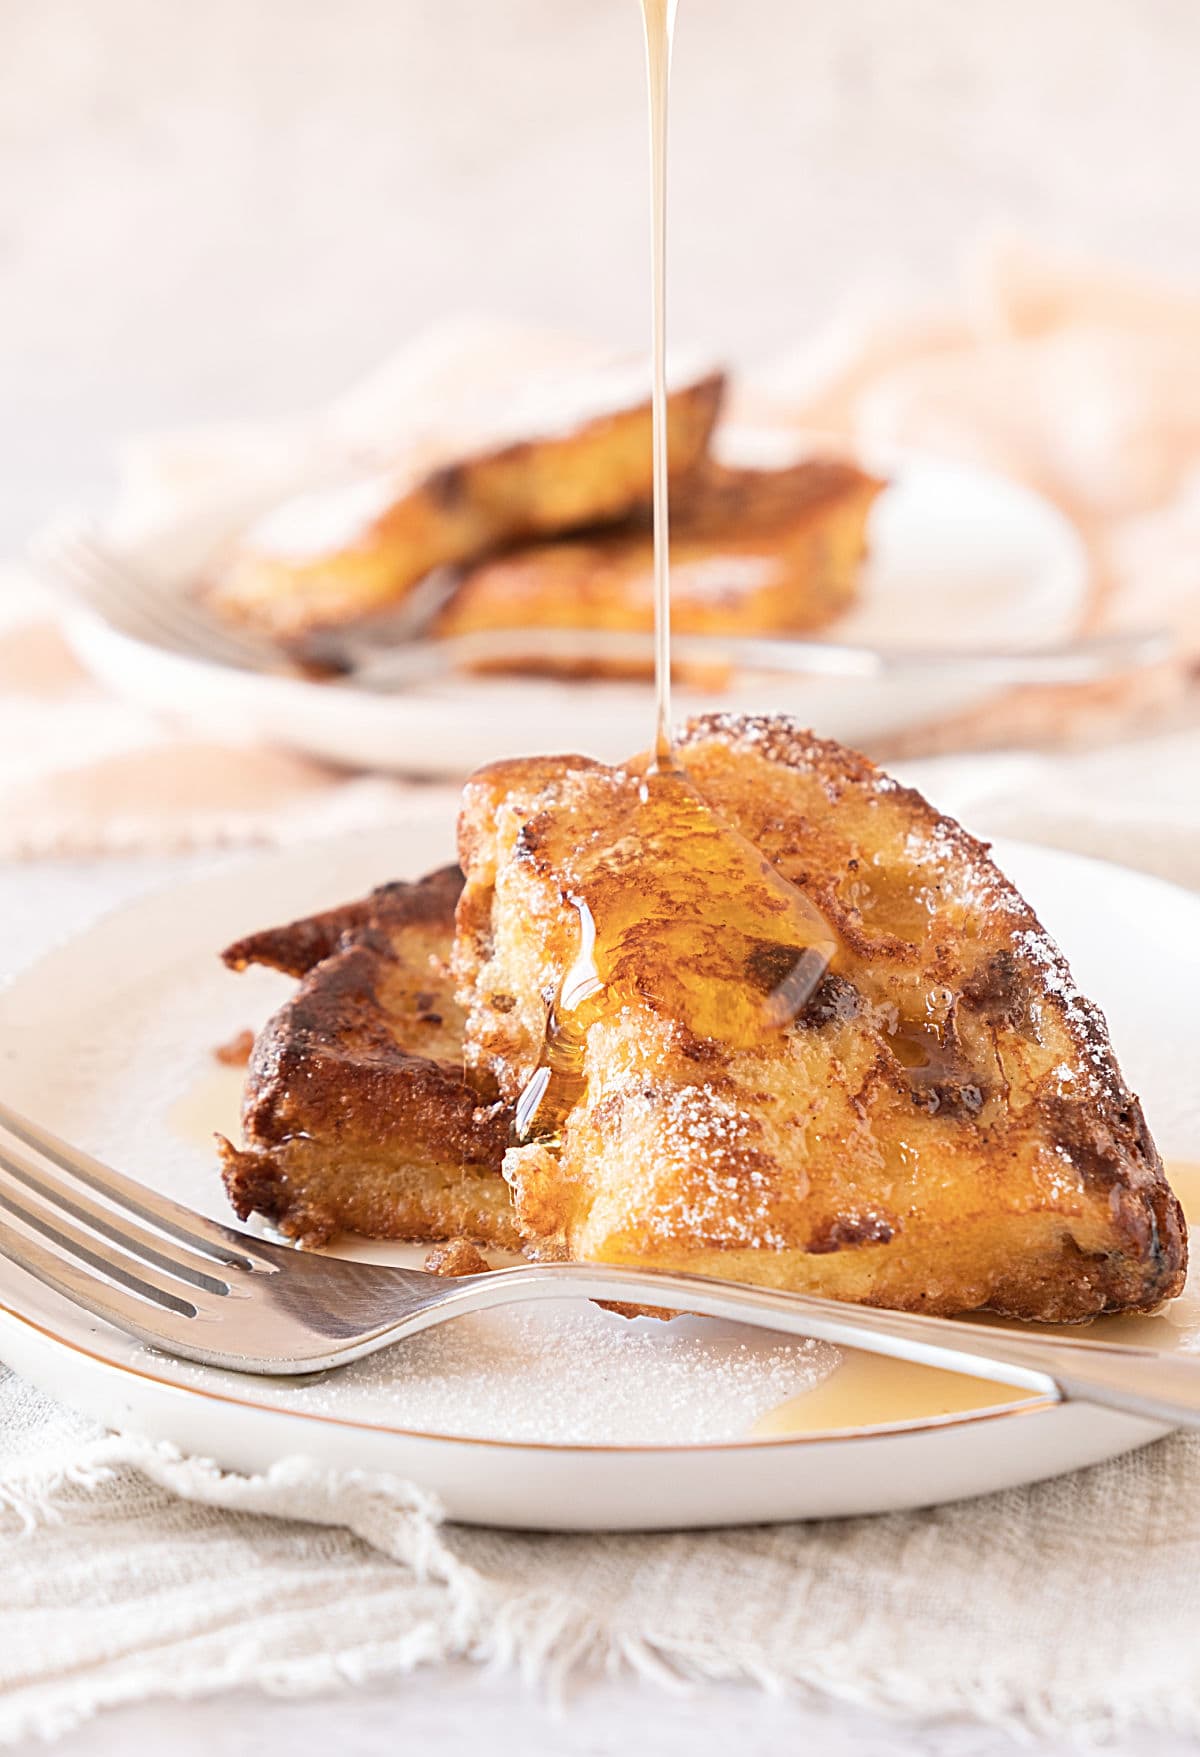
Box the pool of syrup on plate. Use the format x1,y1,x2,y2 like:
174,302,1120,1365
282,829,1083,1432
752,1162,1200,1436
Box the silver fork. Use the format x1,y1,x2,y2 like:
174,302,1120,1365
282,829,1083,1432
32,519,1173,693
32,518,283,674
1,1097,1199,1430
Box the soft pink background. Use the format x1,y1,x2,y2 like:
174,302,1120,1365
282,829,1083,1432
6,0,1200,547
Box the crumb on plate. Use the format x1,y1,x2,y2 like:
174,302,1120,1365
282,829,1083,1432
214,1028,256,1067
424,1239,492,1277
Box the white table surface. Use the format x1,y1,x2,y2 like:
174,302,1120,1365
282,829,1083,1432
11,1671,1193,1757
0,847,1191,1757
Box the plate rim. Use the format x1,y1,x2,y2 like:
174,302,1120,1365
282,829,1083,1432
0,1297,1057,1456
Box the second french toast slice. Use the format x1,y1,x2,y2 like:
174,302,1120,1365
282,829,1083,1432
436,455,883,675
218,866,515,1250
203,365,725,648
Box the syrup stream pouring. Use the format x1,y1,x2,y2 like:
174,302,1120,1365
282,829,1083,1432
513,0,852,1146
641,0,678,771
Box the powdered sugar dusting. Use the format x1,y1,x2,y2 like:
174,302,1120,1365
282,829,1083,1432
683,712,891,793
692,711,822,762
465,350,719,450
673,555,777,599
611,1083,797,1251
1014,924,1116,1094
140,1302,837,1446
243,467,414,560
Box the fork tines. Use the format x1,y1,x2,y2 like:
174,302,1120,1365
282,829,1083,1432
31,519,280,674
0,1098,268,1348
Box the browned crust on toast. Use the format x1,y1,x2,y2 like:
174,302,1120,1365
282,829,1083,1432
216,715,1185,1323
222,865,465,979
218,866,516,1249
203,370,725,647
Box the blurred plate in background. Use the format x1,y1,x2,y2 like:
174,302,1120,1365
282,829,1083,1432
61,452,1087,774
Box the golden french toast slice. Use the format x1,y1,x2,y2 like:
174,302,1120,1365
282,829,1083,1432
217,866,516,1250
454,716,1185,1320
435,457,882,670
203,366,725,648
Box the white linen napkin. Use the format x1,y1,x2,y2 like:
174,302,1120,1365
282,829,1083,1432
5,1370,1200,1748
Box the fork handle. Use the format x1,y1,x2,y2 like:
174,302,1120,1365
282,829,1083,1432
438,1263,1200,1431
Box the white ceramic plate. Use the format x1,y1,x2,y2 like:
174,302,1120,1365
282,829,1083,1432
63,452,1087,774
0,822,1195,1531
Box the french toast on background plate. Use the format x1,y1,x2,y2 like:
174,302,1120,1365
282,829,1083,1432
435,457,883,675
203,366,726,649
219,714,1185,1322
200,356,884,673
